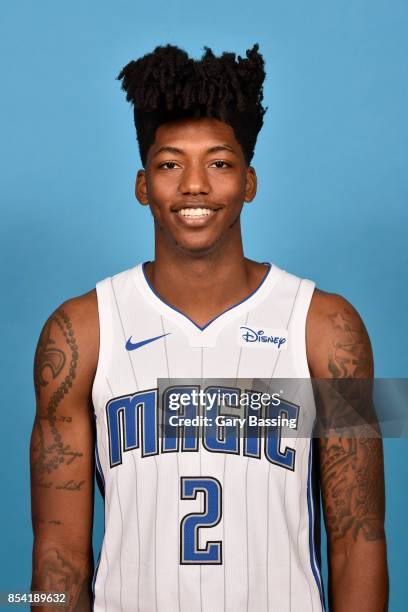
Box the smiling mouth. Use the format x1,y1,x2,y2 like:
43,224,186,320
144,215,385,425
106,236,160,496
172,204,223,222
177,207,217,218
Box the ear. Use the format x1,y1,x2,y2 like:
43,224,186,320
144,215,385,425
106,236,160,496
135,169,149,205
244,166,257,203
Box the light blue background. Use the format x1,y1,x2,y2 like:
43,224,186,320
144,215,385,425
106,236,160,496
1,0,407,609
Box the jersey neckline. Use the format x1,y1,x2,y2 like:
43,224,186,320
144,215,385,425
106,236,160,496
132,261,281,346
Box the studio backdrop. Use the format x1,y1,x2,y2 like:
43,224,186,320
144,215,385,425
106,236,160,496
1,0,407,609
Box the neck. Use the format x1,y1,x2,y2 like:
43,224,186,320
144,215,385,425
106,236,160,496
144,229,267,328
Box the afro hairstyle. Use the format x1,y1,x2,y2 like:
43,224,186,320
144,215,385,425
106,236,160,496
117,43,267,166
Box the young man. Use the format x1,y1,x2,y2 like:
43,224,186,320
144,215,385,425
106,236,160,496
30,44,388,611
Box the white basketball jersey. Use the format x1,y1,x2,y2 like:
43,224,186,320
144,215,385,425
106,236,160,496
91,261,325,612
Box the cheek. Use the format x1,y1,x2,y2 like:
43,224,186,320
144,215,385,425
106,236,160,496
211,173,247,200
146,173,179,201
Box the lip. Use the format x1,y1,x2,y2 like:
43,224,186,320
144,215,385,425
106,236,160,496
173,207,221,227
171,202,222,212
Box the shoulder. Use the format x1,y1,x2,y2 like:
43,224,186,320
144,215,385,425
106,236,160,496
306,288,373,378
34,289,99,400
42,289,99,347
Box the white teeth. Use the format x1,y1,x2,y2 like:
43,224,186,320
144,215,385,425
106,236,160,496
177,208,214,217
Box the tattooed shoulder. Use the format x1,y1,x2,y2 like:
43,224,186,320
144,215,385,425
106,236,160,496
308,290,373,379
34,307,78,399
327,300,373,379
33,289,97,399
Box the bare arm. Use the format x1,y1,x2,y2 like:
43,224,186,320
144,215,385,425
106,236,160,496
307,290,388,612
30,292,99,611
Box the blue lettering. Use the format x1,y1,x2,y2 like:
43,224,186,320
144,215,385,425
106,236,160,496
264,399,298,470
106,389,158,467
105,386,299,471
240,326,286,348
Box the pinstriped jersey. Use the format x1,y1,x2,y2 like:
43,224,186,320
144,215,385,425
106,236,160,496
91,261,325,612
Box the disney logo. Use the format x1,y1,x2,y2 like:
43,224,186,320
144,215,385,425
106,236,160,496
240,326,287,349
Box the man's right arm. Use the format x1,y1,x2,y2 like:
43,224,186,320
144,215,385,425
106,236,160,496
30,291,99,611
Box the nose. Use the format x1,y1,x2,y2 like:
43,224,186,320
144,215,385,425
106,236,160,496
178,162,210,195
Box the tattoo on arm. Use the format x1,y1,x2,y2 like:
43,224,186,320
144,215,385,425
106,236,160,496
319,306,385,544
327,308,372,378
32,309,82,476
320,436,385,542
32,514,64,527
56,480,86,492
32,547,92,611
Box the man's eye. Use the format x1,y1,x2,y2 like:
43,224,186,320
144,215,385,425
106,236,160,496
159,161,178,170
211,160,230,169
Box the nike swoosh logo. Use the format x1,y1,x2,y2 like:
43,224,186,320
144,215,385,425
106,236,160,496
125,333,170,351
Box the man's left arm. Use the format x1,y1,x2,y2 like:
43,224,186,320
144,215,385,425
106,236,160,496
307,290,388,612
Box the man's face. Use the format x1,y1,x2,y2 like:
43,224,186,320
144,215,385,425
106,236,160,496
136,117,257,256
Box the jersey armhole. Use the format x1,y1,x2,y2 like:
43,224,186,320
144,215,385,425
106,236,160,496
290,279,316,378
92,277,113,412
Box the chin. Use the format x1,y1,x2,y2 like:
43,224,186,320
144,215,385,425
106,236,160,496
174,238,220,257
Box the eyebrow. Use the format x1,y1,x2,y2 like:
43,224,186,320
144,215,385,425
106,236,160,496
152,144,238,158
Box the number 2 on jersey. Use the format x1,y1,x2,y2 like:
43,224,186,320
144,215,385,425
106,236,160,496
180,477,223,565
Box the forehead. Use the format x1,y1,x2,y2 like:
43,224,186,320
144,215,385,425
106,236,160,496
151,117,241,152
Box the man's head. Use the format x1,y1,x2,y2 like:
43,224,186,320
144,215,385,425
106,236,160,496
117,43,267,167
117,44,267,257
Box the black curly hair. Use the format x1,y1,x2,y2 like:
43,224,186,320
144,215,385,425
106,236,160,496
117,43,267,167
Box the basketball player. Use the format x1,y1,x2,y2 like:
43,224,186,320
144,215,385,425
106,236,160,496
30,44,388,611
